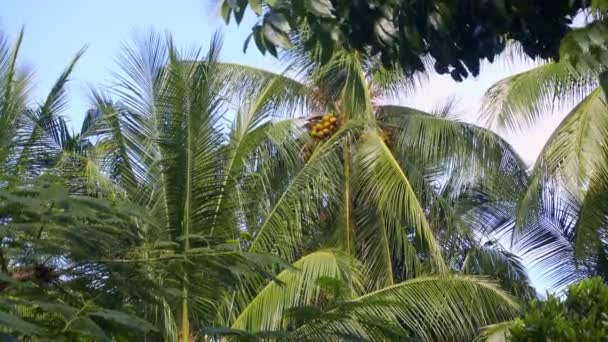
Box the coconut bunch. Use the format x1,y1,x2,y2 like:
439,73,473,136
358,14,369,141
309,112,339,140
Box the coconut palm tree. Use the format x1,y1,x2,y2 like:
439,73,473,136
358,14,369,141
70,28,539,340
0,31,280,341
480,18,608,290
1,28,534,340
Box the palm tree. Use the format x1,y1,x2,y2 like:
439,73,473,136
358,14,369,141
2,29,532,340
0,31,278,340
76,28,539,340
480,18,608,290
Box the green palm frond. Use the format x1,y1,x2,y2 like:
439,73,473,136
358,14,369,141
367,59,428,101
574,147,608,263
231,250,360,333
0,29,31,170
248,120,363,260
462,245,534,299
474,321,513,342
355,130,446,273
512,88,608,271
294,276,519,342
215,62,321,119
15,48,85,174
378,105,527,190
534,88,606,197
480,62,597,132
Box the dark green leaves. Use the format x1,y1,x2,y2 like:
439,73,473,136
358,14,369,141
305,0,335,18
0,311,43,335
89,309,158,333
249,0,262,15
510,277,608,341
218,0,587,80
263,13,292,49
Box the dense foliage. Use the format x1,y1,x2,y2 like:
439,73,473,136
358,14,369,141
3,1,608,339
219,0,599,80
0,27,535,340
0,176,159,340
510,277,608,341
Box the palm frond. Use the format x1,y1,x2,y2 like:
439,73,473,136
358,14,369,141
15,49,85,174
462,245,534,299
355,130,446,273
480,62,597,132
294,276,519,341
248,120,364,261
378,105,527,193
0,29,31,171
231,250,361,333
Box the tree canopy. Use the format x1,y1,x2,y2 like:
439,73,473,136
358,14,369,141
510,277,608,341
220,0,593,81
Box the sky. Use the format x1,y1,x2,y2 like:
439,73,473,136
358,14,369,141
0,1,569,166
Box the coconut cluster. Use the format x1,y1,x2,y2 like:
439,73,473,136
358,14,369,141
310,113,338,139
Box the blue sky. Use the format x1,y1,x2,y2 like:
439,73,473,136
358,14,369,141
0,0,281,128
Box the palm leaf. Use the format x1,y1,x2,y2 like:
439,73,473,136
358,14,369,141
480,61,597,132
355,129,446,273
294,276,519,341
231,250,361,333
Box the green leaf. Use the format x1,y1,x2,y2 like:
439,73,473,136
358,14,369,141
221,1,232,24
306,0,335,18
263,22,293,49
253,26,267,55
266,12,291,34
243,33,253,53
0,311,43,335
89,309,158,333
234,5,247,24
249,0,263,15
227,0,239,9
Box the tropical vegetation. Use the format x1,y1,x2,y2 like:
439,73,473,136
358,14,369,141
2,2,608,341
480,16,608,289
219,0,589,80
477,277,608,341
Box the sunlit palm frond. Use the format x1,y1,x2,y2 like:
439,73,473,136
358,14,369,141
248,120,364,261
231,250,361,333
480,62,597,132
0,29,31,170
355,130,446,273
215,62,321,119
534,88,607,197
513,88,608,269
474,321,513,342
293,276,519,341
315,50,373,117
379,105,526,179
573,143,608,267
